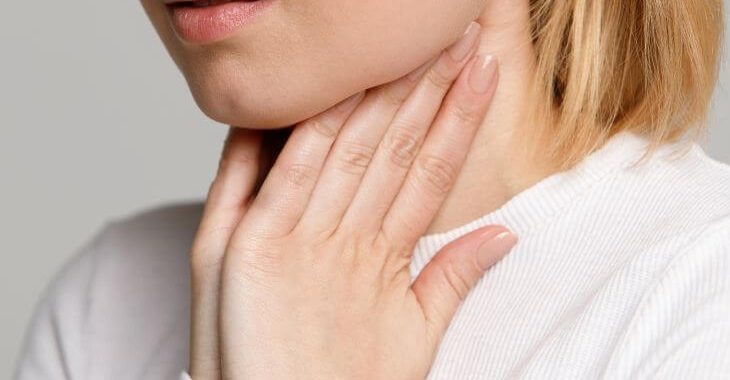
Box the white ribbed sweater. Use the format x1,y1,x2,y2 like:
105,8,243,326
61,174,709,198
15,131,730,379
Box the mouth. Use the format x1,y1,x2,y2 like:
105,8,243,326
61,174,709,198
164,0,275,44
165,0,261,8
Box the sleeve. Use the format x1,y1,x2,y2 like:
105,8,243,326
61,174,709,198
644,280,730,379
13,223,110,380
603,217,730,379
180,371,193,380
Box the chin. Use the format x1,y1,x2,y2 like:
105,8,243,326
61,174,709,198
189,85,289,129
183,61,370,130
185,77,315,129
141,0,485,129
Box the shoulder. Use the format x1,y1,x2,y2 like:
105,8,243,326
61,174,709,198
583,135,730,247
644,141,730,201
72,200,204,317
15,200,204,379
93,200,205,275
604,137,730,288
602,215,730,378
622,139,730,218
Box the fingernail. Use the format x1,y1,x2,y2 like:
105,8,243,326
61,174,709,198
335,91,365,112
447,21,481,62
476,228,517,271
468,54,498,94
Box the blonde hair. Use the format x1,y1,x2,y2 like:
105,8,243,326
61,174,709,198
528,0,724,168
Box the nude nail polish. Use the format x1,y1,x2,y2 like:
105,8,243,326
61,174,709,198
468,54,498,94
447,21,481,62
476,228,517,271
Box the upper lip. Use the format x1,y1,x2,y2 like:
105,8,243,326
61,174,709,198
162,0,256,4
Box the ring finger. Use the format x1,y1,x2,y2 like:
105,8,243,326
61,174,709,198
338,22,482,235
235,91,365,237
291,55,437,237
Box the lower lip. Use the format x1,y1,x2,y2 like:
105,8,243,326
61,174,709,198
168,0,275,44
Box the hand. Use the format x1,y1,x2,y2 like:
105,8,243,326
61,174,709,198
189,21,515,379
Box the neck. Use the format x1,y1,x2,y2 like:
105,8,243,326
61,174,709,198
424,0,558,235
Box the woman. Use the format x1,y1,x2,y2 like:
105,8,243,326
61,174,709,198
15,0,730,379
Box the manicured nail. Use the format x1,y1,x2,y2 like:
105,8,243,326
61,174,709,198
476,228,517,271
447,21,481,62
468,54,498,94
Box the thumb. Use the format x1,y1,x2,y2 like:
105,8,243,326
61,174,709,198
411,225,517,346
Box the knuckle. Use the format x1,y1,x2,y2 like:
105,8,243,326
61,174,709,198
424,63,455,91
217,154,254,175
415,154,458,195
440,264,471,300
189,237,229,277
336,141,375,175
383,128,421,168
377,87,408,108
300,223,338,247
370,233,411,276
225,241,284,280
382,251,412,281
204,179,242,213
447,100,481,125
190,249,222,278
289,213,339,247
377,226,411,255
381,212,423,249
281,162,317,188
305,118,339,139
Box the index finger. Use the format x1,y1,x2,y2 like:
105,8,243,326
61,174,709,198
189,126,264,378
380,54,500,245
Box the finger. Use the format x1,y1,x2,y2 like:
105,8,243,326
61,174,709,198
238,92,365,237
338,22,482,235
297,22,482,238
411,226,517,347
257,127,296,194
293,56,438,237
381,54,499,244
193,127,266,267
189,126,264,378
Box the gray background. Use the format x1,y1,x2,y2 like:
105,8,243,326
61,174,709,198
1,1,728,376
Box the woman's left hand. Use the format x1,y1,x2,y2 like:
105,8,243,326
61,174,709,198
190,21,517,380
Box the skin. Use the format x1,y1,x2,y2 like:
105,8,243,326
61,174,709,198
189,27,516,379
141,0,550,378
140,0,556,236
140,0,484,128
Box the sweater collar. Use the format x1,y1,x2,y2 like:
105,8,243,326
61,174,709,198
410,130,654,272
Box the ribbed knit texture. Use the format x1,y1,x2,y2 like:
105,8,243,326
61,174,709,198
15,131,730,380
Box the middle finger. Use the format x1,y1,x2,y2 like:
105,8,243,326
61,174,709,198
338,22,482,236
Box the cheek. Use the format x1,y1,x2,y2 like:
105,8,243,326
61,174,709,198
257,0,485,123
141,0,484,129
318,0,485,87
182,51,346,129
150,1,355,128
